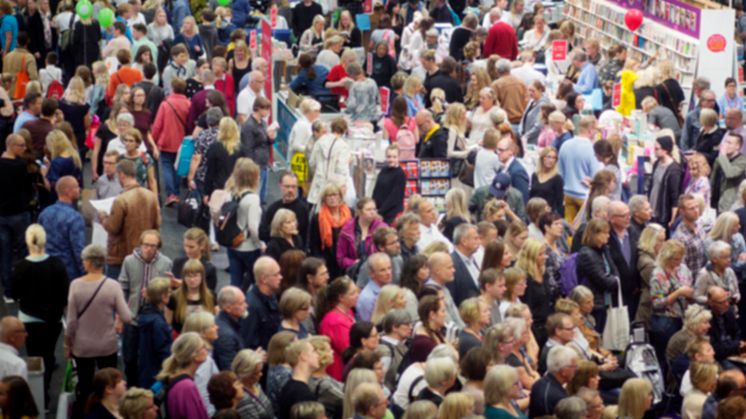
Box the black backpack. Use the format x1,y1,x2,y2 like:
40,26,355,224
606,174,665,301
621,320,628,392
215,191,252,248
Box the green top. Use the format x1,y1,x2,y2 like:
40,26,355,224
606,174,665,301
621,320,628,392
485,405,528,419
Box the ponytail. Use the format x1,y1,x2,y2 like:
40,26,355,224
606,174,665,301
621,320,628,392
316,276,353,323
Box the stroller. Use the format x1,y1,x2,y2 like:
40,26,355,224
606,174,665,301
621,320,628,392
625,322,666,405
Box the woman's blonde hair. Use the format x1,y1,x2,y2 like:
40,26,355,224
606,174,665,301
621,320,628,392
554,298,580,315
337,10,355,30
120,388,155,419
504,267,527,301
638,223,665,254
537,146,559,178
516,238,546,281
690,361,719,393
633,67,657,89
710,211,740,242
181,16,197,34
443,103,467,134
218,117,240,154
656,239,686,269
63,76,86,104
270,208,297,237
445,188,470,222
617,378,653,419
182,311,216,336
343,369,379,419
225,158,260,195
403,75,423,98
92,61,109,86
231,349,264,384
484,364,518,405
309,335,334,370
279,287,313,320
404,400,439,419
459,297,483,325
233,40,249,59
688,152,711,178
438,392,474,419
430,88,446,114
156,332,206,381
46,129,81,168
465,68,491,109
25,224,46,254
656,59,676,82
683,304,712,332
372,284,404,325
505,220,528,257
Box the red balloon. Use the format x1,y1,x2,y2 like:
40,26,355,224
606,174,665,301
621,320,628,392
624,9,643,31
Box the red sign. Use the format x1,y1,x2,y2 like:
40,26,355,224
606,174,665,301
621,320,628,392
612,83,621,108
707,34,727,53
380,87,390,114
366,53,373,75
261,19,273,161
249,30,257,50
270,5,278,28
363,0,372,13
551,40,568,61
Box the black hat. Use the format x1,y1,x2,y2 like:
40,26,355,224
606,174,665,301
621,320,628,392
656,135,674,154
489,173,512,199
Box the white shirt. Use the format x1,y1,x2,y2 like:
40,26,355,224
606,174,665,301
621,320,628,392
0,342,27,380
106,137,147,155
393,363,426,409
315,49,340,70
288,115,313,156
195,355,220,416
40,65,63,95
474,148,501,189
236,87,264,119
511,64,546,86
417,223,453,252
473,245,485,269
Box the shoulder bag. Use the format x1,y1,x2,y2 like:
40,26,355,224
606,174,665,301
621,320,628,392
77,278,108,319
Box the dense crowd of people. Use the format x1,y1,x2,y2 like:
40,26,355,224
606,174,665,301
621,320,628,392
1,0,746,418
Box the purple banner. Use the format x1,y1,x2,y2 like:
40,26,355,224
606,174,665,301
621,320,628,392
609,0,701,38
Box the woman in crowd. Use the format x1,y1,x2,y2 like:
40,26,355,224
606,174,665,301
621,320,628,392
174,17,204,61
684,153,711,207
666,305,712,371
517,238,554,346
370,42,397,89
44,129,82,192
655,60,685,119
229,41,251,93
617,378,654,419
299,15,326,55
318,276,360,380
203,117,247,199
576,219,619,331
0,375,39,419
505,317,540,391
505,221,529,265
342,321,380,374
119,128,158,195
156,332,210,419
308,335,345,418
130,86,157,150
309,184,353,279
65,244,132,412
172,228,218,293
682,362,718,419
383,96,418,143
650,239,694,369
85,368,127,419
266,331,297,413
207,371,244,411
147,7,175,48
458,297,491,358
10,224,68,406
223,158,262,288
460,348,491,415
464,69,491,111
566,360,600,395
499,268,528,320
443,104,470,175
635,223,667,327
278,287,313,338
695,240,741,305
481,240,513,273
484,365,526,419
593,140,622,201
337,197,387,274
119,388,158,419
58,76,91,153
402,76,425,116
232,349,274,419
705,212,746,273
718,77,743,116
439,393,475,419
371,285,407,326
400,254,430,298
72,6,102,69
541,212,566,289
91,103,127,180
337,10,362,48
290,53,331,98
530,146,564,216
695,108,726,167
168,259,215,333
266,209,305,262
182,311,220,415
412,295,447,361
468,88,499,147
442,188,470,243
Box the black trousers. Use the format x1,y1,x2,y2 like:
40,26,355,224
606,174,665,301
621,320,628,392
24,321,62,407
73,352,117,419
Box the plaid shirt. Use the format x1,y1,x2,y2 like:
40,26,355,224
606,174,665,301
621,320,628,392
672,222,707,275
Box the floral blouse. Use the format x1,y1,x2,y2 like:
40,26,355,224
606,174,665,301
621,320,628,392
650,264,693,318
704,233,746,270
685,176,711,209
545,245,566,297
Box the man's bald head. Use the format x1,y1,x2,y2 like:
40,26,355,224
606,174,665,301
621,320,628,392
709,286,728,301
0,316,25,349
56,176,80,201
721,369,746,390
415,110,433,125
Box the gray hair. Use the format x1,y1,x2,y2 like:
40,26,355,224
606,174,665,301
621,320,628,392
628,195,649,215
453,223,477,246
591,196,611,217
367,252,391,274
546,345,578,374
504,316,526,340
427,343,459,363
81,244,106,269
683,304,712,331
496,59,512,74
382,309,412,333
116,112,135,126
182,311,216,335
217,285,242,308
570,285,594,305
423,356,457,387
555,396,587,419
484,364,518,405
708,240,732,260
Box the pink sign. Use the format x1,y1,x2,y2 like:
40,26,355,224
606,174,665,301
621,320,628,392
380,87,390,114
552,40,568,61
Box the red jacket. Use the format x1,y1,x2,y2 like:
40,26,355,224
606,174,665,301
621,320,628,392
106,67,143,103
152,94,190,153
215,74,236,116
483,21,519,61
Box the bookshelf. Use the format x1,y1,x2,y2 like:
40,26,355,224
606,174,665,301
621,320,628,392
564,0,735,100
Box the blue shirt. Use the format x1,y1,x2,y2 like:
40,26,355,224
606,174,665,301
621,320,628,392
241,285,281,350
38,201,85,280
558,136,602,198
13,111,36,133
0,14,18,52
574,62,599,95
356,280,382,321
289,65,331,97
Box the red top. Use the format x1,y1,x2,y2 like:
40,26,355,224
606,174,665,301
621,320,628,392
483,21,519,61
319,307,355,380
327,64,350,98
106,67,144,103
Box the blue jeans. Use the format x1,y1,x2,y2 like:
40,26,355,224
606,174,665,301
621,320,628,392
160,151,180,197
227,248,261,291
0,211,30,296
259,167,268,204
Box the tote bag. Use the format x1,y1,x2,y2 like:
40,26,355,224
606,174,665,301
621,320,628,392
602,275,630,351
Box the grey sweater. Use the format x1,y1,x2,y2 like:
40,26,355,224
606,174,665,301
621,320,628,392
118,251,173,315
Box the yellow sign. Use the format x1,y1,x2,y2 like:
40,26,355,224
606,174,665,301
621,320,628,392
290,153,308,182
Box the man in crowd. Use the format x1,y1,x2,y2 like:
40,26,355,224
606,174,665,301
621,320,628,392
357,228,403,287
380,310,412,390
529,346,578,418
292,0,323,39
397,213,421,261
259,171,311,244
413,197,452,251
483,10,518,60
572,51,600,95
628,195,652,237
607,201,641,319
448,224,481,306
118,230,173,315
425,251,463,328
357,253,393,321
22,97,56,159
492,59,527,127
558,115,601,223
539,313,576,373
0,134,33,299
708,286,746,364
701,369,746,419
0,316,26,379
497,137,529,202
38,176,85,280
682,89,717,151
415,110,448,159
94,150,124,199
214,285,247,371
242,256,282,351
672,193,707,275
13,92,41,133
480,268,506,325
241,97,275,203
186,69,218,132
106,49,142,102
99,159,160,279
711,132,746,213
424,57,463,106
722,109,746,152
236,70,266,124
277,339,320,419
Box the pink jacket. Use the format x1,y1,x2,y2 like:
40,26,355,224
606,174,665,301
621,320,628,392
319,308,355,380
336,217,388,271
152,94,190,153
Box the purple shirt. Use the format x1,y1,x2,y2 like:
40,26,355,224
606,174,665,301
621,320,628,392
167,377,209,419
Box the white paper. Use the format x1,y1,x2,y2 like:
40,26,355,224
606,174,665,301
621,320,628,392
90,197,116,215
92,222,108,248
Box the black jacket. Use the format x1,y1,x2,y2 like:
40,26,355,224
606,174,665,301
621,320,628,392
448,27,472,62
695,127,727,167
372,166,406,224
648,160,682,227
710,306,741,361
214,311,244,370
528,373,567,418
136,303,172,388
607,228,641,302
72,20,101,69
577,245,619,310
371,53,397,89
446,250,480,307
424,71,463,107
259,197,312,244
265,235,305,262
418,126,448,158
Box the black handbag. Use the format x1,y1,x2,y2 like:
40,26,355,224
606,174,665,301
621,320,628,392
177,190,202,228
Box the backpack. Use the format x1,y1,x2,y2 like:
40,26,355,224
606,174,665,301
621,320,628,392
151,374,191,419
558,253,588,296
214,191,252,248
381,339,408,391
13,56,30,100
396,122,417,160
47,80,64,99
60,12,76,52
